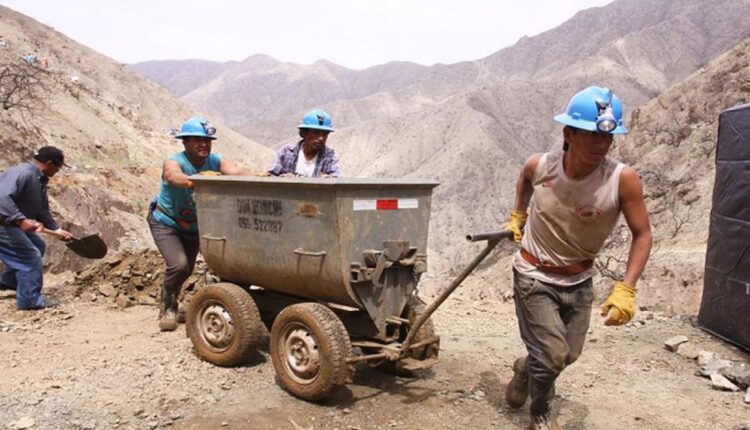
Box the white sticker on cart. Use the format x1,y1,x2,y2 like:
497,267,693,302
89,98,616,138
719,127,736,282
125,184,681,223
398,199,419,209
353,199,419,211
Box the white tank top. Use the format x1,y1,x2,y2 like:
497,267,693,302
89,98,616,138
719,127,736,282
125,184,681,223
512,150,625,286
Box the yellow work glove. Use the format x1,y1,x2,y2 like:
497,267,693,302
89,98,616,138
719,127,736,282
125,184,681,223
600,281,636,326
505,210,528,243
199,171,222,176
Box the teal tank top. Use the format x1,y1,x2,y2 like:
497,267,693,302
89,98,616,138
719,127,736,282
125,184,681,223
152,152,222,232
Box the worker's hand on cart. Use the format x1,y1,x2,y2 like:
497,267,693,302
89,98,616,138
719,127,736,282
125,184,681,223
199,171,222,176
600,281,636,326
504,210,528,243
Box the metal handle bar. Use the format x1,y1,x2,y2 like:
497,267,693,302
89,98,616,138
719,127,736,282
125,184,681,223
466,230,513,242
294,248,327,257
202,235,227,242
400,230,514,356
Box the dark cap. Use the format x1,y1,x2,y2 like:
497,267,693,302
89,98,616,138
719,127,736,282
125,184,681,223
33,146,69,167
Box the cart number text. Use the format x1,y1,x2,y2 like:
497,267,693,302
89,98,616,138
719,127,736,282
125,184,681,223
236,198,283,216
238,217,283,234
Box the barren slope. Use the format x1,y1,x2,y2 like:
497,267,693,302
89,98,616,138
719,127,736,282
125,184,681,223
459,35,750,315
132,0,750,295
0,7,272,272
334,0,750,276
613,37,750,313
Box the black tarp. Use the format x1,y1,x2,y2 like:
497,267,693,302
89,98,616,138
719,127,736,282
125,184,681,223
698,103,750,351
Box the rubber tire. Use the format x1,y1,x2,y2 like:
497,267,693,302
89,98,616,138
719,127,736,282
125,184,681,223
186,282,262,367
270,303,351,402
378,296,440,377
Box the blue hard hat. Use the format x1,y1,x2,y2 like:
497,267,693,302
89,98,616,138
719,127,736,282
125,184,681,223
554,86,627,134
298,109,334,132
175,116,217,140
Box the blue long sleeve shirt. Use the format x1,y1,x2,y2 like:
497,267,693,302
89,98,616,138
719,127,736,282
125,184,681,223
0,162,59,230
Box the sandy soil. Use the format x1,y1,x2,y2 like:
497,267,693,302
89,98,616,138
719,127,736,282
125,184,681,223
1,283,749,430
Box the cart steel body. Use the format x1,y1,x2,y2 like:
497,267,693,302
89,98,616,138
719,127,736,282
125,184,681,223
187,176,509,401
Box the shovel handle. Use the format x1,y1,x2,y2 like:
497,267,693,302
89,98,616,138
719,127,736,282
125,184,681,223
42,228,74,241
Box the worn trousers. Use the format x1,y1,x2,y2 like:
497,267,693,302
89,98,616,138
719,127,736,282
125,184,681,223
147,213,199,313
512,269,594,415
0,225,47,309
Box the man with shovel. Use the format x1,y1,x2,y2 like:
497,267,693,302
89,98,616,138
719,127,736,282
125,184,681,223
0,146,74,310
503,86,652,429
149,117,244,332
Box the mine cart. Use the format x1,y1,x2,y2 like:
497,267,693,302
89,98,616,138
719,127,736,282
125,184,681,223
186,176,510,401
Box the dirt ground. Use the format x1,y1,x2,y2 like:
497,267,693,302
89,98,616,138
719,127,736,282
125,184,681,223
1,280,749,430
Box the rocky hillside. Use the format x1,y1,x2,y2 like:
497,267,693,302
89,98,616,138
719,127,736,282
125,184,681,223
127,59,229,98
0,6,272,273
132,0,750,150
461,35,750,314
131,0,750,311
133,55,451,146
613,37,750,313
329,0,750,281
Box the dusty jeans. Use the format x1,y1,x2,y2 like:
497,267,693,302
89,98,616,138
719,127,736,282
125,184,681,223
0,225,46,309
148,213,199,314
513,269,594,416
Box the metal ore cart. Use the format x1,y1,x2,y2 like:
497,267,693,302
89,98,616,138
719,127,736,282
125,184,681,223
186,176,511,401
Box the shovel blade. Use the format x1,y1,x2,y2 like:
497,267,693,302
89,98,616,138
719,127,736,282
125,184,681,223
66,234,107,259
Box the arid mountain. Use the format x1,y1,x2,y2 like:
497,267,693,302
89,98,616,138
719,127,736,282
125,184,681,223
132,0,750,307
6,0,748,315
132,0,750,148
134,55,447,146
465,35,750,314
127,59,228,98
613,36,750,313
0,6,272,272
335,0,750,273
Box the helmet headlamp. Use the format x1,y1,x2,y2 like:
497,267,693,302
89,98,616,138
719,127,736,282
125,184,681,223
595,92,617,133
200,120,216,136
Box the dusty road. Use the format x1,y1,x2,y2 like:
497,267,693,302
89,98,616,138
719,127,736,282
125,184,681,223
1,284,749,430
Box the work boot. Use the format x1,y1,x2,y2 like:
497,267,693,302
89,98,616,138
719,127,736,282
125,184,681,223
21,297,59,310
40,298,60,309
529,412,561,430
158,286,179,332
506,356,529,408
159,308,178,332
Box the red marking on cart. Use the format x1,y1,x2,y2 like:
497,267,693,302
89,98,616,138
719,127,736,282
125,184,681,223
376,199,397,210
353,199,419,211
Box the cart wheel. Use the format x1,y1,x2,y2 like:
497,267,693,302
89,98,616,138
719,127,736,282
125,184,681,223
379,295,440,377
270,303,351,401
186,282,262,367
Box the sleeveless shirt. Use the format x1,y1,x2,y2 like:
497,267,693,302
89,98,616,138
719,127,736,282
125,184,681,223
512,149,625,286
152,152,222,232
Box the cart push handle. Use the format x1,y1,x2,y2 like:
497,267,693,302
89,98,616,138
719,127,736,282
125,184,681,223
466,231,514,242
400,230,514,357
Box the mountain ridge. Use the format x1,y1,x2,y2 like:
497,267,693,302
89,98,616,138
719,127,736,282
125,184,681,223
133,0,750,289
0,5,272,272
